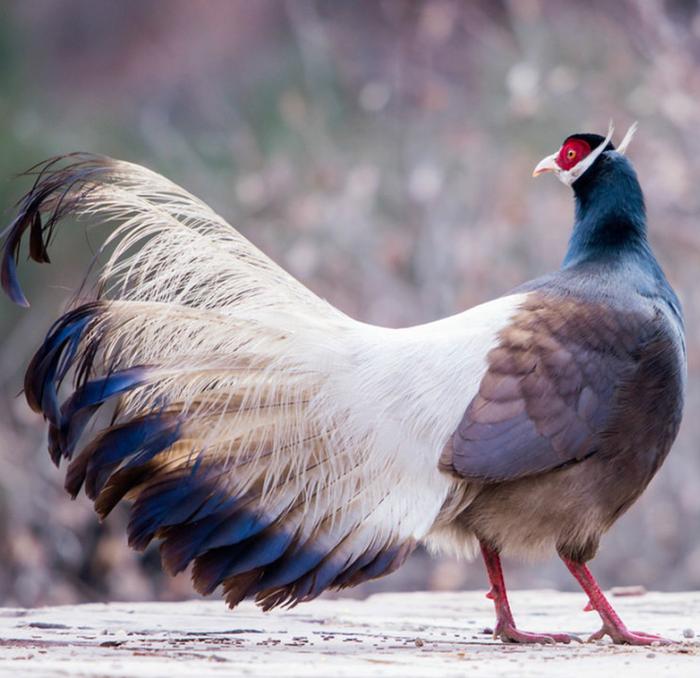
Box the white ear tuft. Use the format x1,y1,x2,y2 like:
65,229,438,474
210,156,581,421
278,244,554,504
617,121,639,155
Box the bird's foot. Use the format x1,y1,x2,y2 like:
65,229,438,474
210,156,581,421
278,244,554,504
588,624,671,645
496,623,582,645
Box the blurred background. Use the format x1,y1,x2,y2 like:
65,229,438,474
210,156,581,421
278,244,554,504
0,0,699,607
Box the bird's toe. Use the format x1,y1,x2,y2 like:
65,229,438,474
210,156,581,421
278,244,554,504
588,625,672,645
497,625,579,645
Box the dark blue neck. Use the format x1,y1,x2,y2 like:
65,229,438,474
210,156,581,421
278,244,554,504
562,153,651,269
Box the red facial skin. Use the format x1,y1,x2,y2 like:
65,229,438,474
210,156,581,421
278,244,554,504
556,138,592,171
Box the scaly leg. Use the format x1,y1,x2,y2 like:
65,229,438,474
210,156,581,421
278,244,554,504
562,559,671,645
480,540,579,644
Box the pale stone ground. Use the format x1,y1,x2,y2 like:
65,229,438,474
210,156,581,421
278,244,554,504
0,591,698,677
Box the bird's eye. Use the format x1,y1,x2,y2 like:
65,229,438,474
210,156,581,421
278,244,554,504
566,149,576,160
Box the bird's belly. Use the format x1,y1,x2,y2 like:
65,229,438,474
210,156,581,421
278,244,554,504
449,450,660,562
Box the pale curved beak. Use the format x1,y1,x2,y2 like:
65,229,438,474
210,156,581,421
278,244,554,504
532,153,559,178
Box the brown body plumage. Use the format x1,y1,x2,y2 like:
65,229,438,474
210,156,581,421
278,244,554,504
443,289,683,563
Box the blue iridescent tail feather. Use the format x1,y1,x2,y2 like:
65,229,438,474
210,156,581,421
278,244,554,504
1,153,420,613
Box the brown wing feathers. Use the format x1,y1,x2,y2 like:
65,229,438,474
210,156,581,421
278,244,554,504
441,294,647,482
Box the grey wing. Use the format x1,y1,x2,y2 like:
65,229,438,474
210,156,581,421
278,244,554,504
440,295,652,482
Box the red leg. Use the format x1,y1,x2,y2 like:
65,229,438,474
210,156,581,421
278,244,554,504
480,541,579,644
562,559,671,645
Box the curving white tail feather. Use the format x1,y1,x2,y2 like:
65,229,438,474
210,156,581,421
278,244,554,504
1,155,523,608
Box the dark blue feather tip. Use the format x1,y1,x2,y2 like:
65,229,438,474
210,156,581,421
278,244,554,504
25,303,103,417
63,412,181,501
1,154,114,307
56,366,152,459
23,302,156,469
